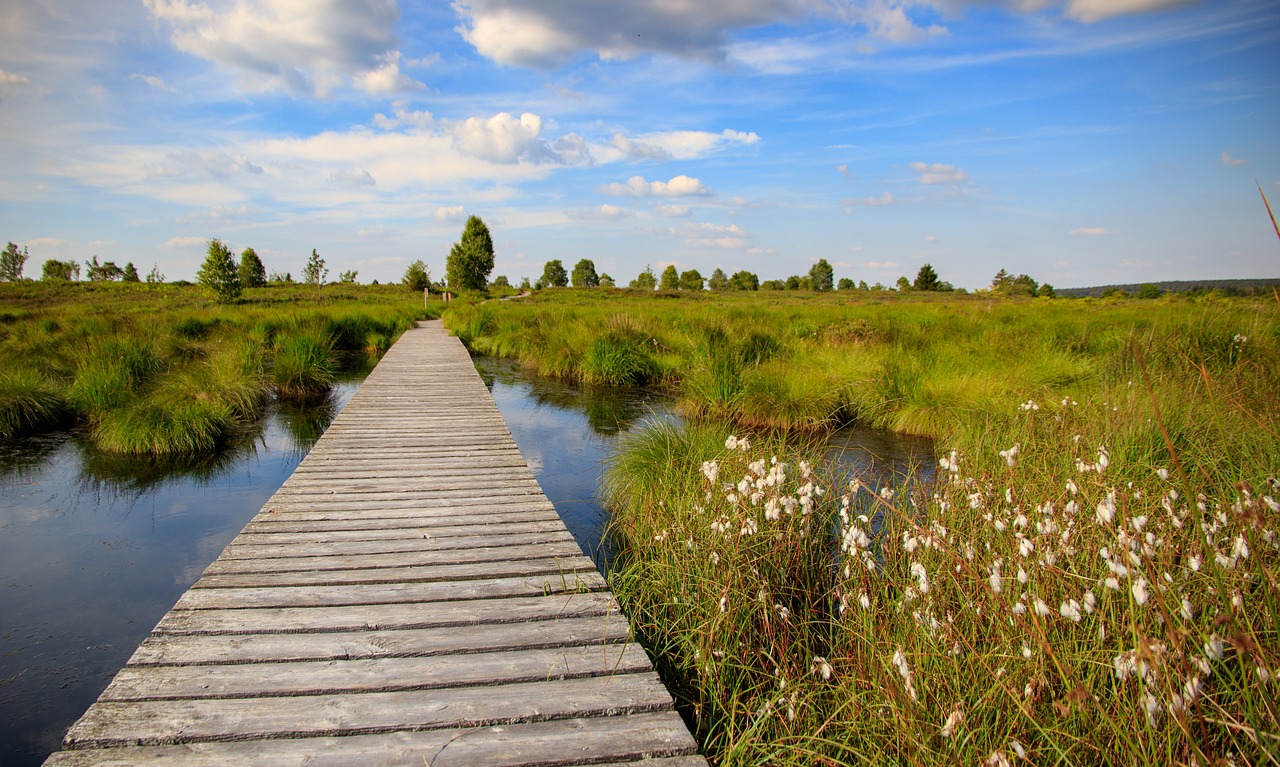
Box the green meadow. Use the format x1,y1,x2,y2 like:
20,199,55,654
0,280,434,455
448,289,1279,766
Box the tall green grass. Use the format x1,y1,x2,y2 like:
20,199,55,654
453,289,1279,765
0,280,434,453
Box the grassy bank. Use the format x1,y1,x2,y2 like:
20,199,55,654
450,290,1279,765
0,281,436,455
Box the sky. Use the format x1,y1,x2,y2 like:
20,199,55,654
0,0,1277,290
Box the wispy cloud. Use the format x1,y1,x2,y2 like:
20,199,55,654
1220,150,1247,167
843,191,894,207
1070,226,1114,236
910,162,968,185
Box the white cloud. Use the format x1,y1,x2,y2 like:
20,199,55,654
145,0,414,97
654,204,692,218
1070,226,1113,236
0,69,30,85
454,0,807,68
680,221,749,249
837,164,858,180
600,175,711,197
568,204,631,220
867,260,901,269
910,162,968,185
373,104,435,131
611,133,671,161
924,234,937,242
843,191,894,207
451,112,584,165
330,167,376,186
1064,0,1199,23
1220,150,1246,167
353,52,423,96
129,73,175,92
605,129,759,162
434,206,467,222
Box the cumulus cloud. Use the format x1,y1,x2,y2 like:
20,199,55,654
454,0,806,68
568,204,631,220
611,133,671,161
434,206,467,222
1220,151,1246,167
451,112,588,165
600,175,711,197
1070,226,1113,236
354,51,423,96
145,0,421,97
910,162,967,184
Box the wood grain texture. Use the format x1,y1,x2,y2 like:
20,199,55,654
42,321,704,766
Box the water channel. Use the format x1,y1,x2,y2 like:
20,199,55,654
0,356,931,766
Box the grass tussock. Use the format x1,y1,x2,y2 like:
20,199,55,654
0,369,68,437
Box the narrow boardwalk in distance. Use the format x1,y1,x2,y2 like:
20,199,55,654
44,320,705,767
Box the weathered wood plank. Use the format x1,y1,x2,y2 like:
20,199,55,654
47,713,699,767
64,672,676,747
219,531,578,560
175,572,607,610
242,509,562,535
155,592,621,635
192,555,596,589
103,642,650,701
229,519,568,545
204,540,586,575
131,613,633,666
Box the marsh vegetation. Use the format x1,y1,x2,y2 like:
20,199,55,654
0,281,434,455
450,289,1279,765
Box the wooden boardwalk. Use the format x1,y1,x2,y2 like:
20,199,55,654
44,320,705,767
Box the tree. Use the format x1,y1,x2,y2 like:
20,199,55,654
303,249,327,288
708,268,728,291
858,280,868,291
837,277,855,291
338,270,358,283
122,262,140,283
197,238,242,302
85,257,123,281
269,270,294,283
1137,283,1162,299
785,275,801,290
492,275,510,288
1,242,29,281
679,269,704,291
1010,274,1039,297
808,259,834,292
42,259,79,281
760,279,785,290
659,265,679,290
913,263,940,291
728,270,759,291
599,273,615,288
895,276,912,292
445,215,495,291
541,259,568,288
239,248,267,288
146,263,164,286
519,277,531,290
403,260,431,291
571,258,599,287
630,265,657,290
1037,283,1056,299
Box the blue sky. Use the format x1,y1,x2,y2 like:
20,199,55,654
0,0,1276,289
